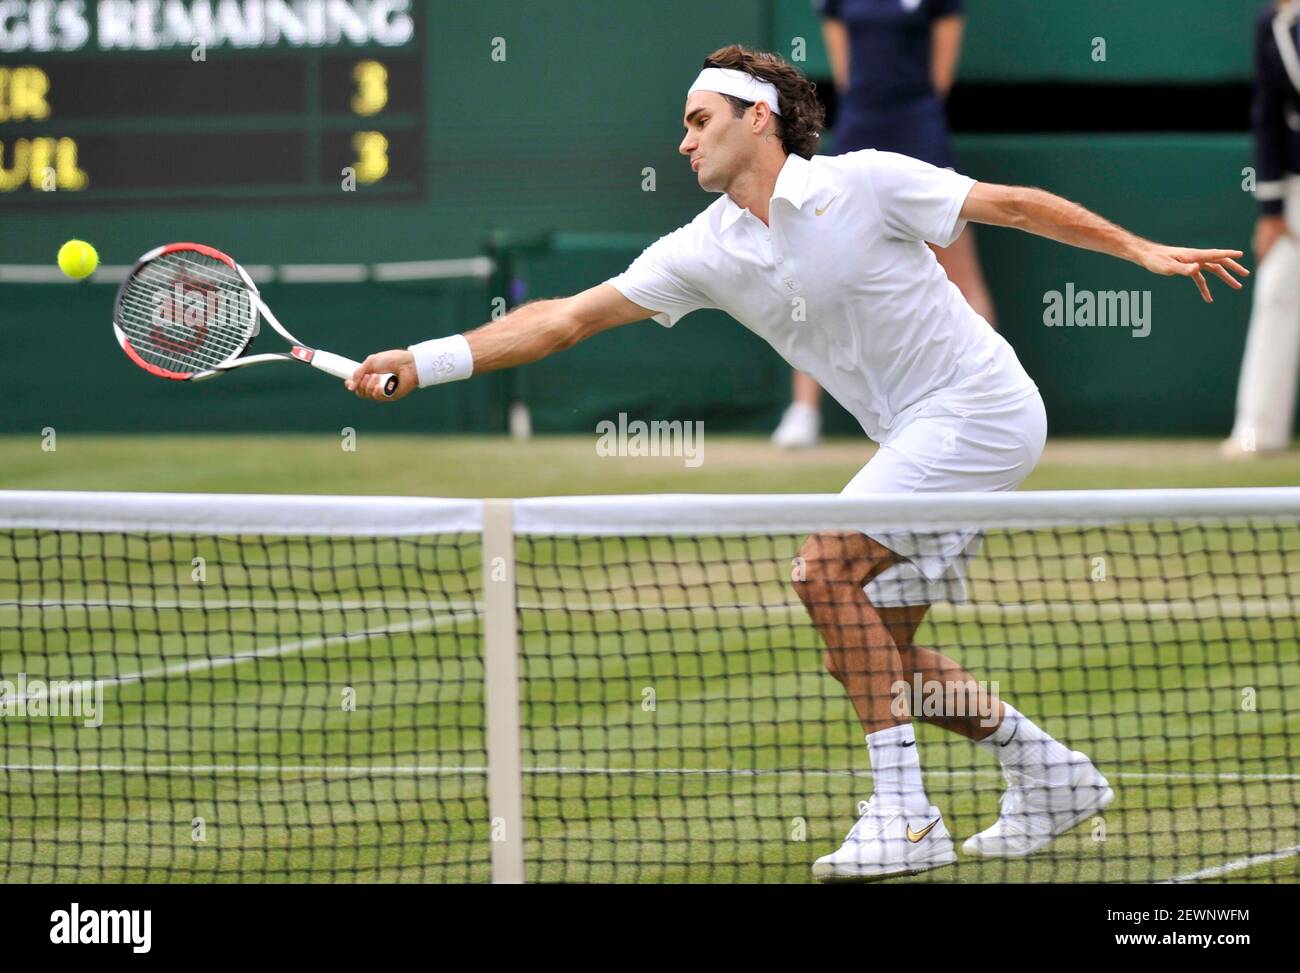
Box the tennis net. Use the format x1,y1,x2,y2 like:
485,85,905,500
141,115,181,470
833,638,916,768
1,489,1297,883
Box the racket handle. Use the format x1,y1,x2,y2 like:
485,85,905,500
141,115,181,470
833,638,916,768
303,349,399,398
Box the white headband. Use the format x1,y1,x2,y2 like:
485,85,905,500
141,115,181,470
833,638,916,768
687,67,782,116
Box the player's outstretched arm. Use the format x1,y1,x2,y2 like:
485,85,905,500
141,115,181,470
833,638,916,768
960,182,1249,303
347,284,656,401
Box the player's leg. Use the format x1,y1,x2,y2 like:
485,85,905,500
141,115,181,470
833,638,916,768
880,605,998,737
771,370,823,448
878,600,1114,859
794,529,957,881
797,531,914,731
930,230,998,329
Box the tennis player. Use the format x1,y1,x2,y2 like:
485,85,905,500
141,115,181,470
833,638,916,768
349,46,1247,882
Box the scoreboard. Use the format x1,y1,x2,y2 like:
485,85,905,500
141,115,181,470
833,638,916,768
0,1,425,209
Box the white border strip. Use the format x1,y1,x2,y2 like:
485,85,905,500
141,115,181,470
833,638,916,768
277,263,369,283
513,489,1300,535
373,257,494,281
4,489,1299,538
0,257,494,286
0,491,482,536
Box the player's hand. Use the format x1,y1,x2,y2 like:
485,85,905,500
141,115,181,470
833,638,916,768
1135,244,1249,303
1253,215,1292,263
347,349,418,401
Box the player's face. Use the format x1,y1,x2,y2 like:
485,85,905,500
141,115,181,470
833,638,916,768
679,91,751,192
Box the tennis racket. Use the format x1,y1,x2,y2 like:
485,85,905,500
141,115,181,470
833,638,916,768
113,242,398,397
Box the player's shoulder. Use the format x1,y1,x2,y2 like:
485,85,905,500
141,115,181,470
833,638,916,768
650,196,737,246
812,149,921,191
626,208,717,273
814,148,903,179
820,148,971,183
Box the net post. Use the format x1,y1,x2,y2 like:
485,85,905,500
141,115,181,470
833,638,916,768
482,498,525,883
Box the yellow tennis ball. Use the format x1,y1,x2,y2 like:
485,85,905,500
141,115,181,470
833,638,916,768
57,240,99,280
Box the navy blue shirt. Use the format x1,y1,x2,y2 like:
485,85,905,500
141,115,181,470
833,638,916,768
1252,4,1300,215
817,0,964,109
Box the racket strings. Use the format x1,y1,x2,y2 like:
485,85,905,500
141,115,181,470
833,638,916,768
116,251,258,374
118,264,251,371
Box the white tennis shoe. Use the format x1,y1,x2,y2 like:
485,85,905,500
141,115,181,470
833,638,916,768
771,401,820,448
963,750,1115,858
812,800,957,882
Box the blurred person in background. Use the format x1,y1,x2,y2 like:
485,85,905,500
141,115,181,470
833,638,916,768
772,0,997,448
1223,0,1300,457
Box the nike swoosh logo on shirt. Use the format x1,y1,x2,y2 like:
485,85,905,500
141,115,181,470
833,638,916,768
815,193,840,216
906,819,940,843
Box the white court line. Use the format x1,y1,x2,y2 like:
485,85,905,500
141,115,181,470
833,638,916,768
5,597,1300,621
0,608,476,707
0,597,480,612
1,764,1295,783
1161,843,1300,883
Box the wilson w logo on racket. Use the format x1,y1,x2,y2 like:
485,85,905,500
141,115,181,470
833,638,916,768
113,243,398,397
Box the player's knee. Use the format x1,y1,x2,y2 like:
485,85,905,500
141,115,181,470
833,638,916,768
792,531,884,603
822,648,847,683
792,532,839,598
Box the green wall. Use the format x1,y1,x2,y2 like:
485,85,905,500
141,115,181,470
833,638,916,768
0,277,497,434
774,0,1263,82
0,2,1273,437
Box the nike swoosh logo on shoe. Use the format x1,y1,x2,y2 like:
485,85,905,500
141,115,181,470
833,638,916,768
907,819,940,842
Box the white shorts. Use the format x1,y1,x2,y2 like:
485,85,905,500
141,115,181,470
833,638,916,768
841,390,1047,607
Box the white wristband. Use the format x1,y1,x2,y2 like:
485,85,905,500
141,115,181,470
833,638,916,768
409,334,474,387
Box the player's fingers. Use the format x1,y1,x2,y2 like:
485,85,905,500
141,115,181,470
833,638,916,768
1191,268,1212,303
1221,257,1250,276
1186,248,1244,262
358,371,380,399
1204,262,1243,288
348,355,375,391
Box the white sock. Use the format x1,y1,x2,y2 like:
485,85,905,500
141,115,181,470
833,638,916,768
866,723,930,815
979,703,1074,785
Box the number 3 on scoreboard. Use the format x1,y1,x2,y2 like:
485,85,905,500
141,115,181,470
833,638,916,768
351,60,389,116
351,131,389,184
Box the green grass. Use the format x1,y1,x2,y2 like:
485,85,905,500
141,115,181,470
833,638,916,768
6,434,1300,496
1,434,1298,883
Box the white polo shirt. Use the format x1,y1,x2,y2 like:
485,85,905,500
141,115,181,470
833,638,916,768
605,150,1037,442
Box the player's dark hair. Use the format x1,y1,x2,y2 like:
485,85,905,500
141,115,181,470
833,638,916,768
701,45,825,159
